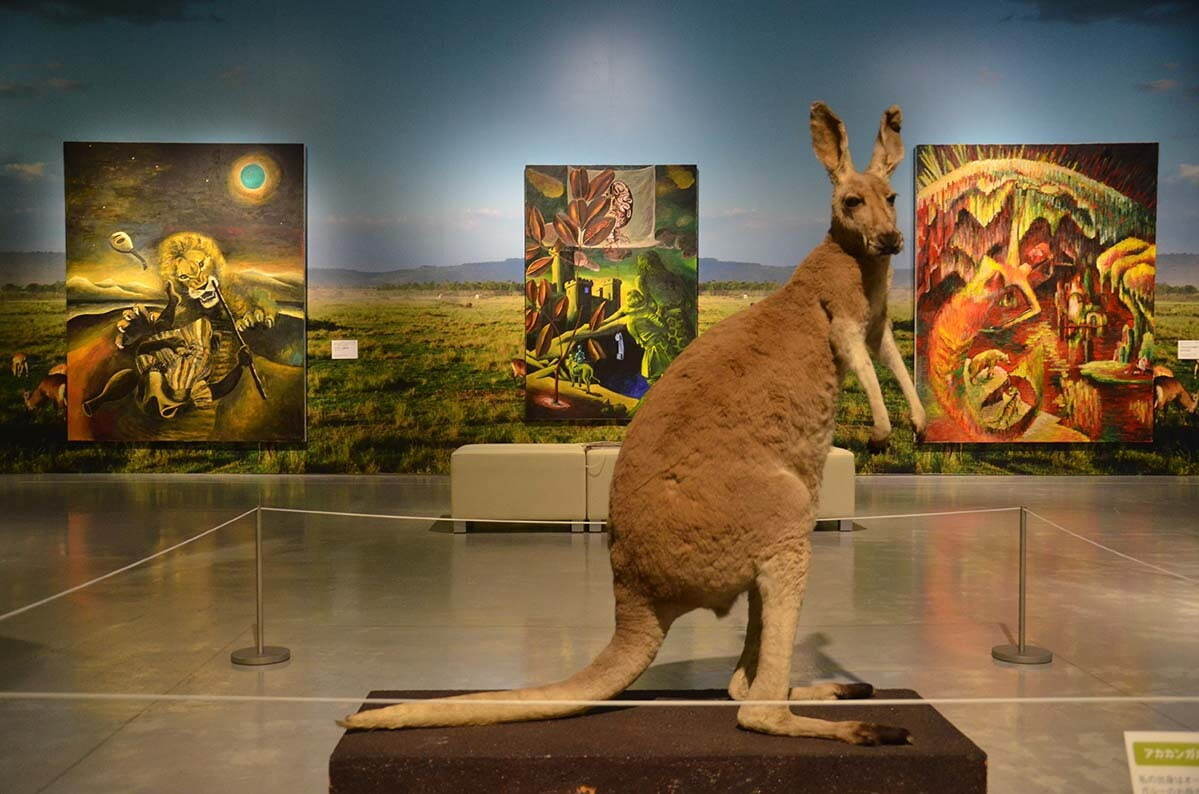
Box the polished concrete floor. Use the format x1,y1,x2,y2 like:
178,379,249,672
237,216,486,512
0,474,1196,793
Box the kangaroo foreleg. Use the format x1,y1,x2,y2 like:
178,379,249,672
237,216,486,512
878,324,926,434
831,318,892,447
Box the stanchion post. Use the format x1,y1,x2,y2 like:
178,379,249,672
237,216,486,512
992,506,1052,665
232,507,291,666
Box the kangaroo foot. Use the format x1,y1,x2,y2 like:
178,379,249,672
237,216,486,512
840,721,913,746
788,682,874,701
728,667,752,700
732,679,875,703
737,705,911,745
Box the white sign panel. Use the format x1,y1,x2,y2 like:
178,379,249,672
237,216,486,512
1178,340,1199,361
1126,731,1199,794
331,339,359,360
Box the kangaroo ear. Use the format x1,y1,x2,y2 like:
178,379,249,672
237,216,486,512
810,102,853,184
867,105,904,178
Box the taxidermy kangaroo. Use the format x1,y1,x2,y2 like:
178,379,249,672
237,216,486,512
341,103,925,745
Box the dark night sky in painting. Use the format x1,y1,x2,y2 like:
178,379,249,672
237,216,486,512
63,142,305,268
0,0,1196,270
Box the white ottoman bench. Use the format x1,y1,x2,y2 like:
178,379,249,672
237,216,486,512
451,443,856,533
585,445,855,531
450,443,588,532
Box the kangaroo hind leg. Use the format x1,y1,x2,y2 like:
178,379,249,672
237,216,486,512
729,583,873,702
735,542,909,744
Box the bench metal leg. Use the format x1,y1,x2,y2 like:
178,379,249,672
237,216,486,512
453,520,468,534
571,521,584,533
838,519,854,532
587,521,604,533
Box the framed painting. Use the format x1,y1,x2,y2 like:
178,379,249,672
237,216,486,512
65,142,306,442
914,143,1158,443
521,165,698,421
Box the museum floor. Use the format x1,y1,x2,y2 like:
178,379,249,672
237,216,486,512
0,473,1195,793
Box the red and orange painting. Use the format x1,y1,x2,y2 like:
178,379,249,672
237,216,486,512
914,144,1158,443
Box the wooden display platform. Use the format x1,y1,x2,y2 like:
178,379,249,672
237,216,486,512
331,689,986,793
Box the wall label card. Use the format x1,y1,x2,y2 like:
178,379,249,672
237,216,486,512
1126,731,1199,794
331,339,359,360
1178,341,1199,361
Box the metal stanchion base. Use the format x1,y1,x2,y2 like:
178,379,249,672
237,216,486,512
991,644,1053,665
231,646,291,666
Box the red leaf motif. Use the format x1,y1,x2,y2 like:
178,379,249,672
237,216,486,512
553,212,580,246
583,215,616,246
526,205,546,242
585,169,615,201
588,301,607,330
526,255,553,277
569,167,589,200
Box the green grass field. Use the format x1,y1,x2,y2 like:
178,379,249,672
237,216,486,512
1,288,1197,474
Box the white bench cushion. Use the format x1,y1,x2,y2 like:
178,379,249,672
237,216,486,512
450,443,587,520
451,443,855,525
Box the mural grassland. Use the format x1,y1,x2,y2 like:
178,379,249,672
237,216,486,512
2,287,1197,473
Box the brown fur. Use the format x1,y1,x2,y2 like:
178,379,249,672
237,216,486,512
23,373,66,412
11,353,29,378
1155,376,1197,413
340,104,923,746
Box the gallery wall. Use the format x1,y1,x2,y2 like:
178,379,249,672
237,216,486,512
0,0,1196,474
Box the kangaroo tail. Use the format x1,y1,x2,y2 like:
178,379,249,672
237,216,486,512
338,587,667,730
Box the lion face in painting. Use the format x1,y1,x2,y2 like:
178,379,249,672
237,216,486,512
174,250,220,308
159,233,225,310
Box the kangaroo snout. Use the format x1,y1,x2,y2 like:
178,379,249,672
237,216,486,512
873,231,903,256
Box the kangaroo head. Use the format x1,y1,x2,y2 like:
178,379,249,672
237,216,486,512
810,102,904,258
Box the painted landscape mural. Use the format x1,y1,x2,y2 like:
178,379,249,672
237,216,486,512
915,144,1159,443
64,143,306,442
522,165,698,420
1,1,1196,474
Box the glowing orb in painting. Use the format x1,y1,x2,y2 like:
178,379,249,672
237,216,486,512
228,153,280,205
240,163,266,189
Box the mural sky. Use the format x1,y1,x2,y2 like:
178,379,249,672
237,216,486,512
0,0,1196,272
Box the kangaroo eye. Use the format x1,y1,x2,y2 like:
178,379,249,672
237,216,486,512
843,196,863,209
887,193,897,205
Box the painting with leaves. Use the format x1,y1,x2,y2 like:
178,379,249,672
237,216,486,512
914,143,1158,443
65,142,306,442
521,165,698,420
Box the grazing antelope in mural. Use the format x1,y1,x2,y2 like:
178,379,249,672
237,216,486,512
11,353,29,378
48,362,67,377
1155,376,1198,415
23,372,66,413
341,103,922,745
